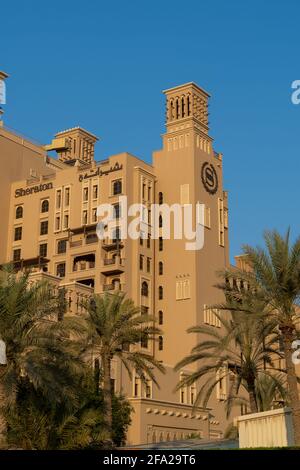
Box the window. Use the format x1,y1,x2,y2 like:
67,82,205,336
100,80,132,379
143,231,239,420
158,286,163,300
56,190,62,209
83,187,89,202
158,192,163,205
159,214,163,228
158,310,163,325
148,186,151,202
41,199,49,213
57,239,67,254
141,331,148,349
159,237,163,251
55,216,60,231
113,227,120,242
145,381,152,398
40,220,48,236
159,261,163,275
140,235,143,246
14,226,22,241
140,255,144,270
158,335,163,351
141,281,149,297
65,188,70,206
113,180,122,195
148,210,151,224
92,208,97,223
147,234,151,249
216,366,227,400
82,210,88,225
39,243,47,257
13,248,21,261
16,206,23,219
176,279,191,300
56,263,66,278
93,185,98,199
63,214,69,229
142,182,146,199
147,257,151,273
190,385,196,405
203,304,221,327
141,305,149,315
134,377,140,397
218,198,225,247
204,206,211,228
113,203,121,219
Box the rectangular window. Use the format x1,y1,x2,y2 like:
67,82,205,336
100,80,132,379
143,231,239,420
83,187,89,202
176,279,191,300
93,185,98,199
147,257,151,273
56,190,62,209
13,248,21,261
39,243,47,257
64,187,70,206
218,198,225,247
55,216,61,231
113,180,122,195
57,239,67,254
113,203,121,219
92,208,97,223
147,234,151,249
203,304,221,327
14,226,22,241
56,262,66,278
140,255,144,270
40,220,48,236
82,210,88,225
64,214,69,229
216,366,227,400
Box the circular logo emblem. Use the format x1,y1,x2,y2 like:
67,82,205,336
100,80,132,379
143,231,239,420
201,162,218,194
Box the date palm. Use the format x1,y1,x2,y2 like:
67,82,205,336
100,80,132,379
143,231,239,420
0,266,85,448
175,294,283,417
243,229,300,444
83,292,165,440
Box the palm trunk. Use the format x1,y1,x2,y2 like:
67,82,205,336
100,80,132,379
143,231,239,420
0,374,7,448
281,327,300,446
248,385,258,414
102,353,113,438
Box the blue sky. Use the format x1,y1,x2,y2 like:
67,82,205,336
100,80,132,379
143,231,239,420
1,0,300,261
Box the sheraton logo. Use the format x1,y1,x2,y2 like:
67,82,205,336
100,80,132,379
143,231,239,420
15,182,53,198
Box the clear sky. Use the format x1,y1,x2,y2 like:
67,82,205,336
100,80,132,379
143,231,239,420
1,0,300,261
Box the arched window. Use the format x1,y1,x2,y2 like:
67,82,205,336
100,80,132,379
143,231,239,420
158,286,163,300
158,335,163,351
41,199,49,213
159,261,163,275
158,310,163,325
141,281,149,297
181,97,185,118
187,95,191,116
159,214,163,228
113,180,122,195
158,192,163,204
175,99,179,119
16,206,23,219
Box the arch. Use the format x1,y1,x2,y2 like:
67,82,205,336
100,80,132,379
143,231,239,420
159,214,163,228
41,199,49,213
181,96,185,118
175,98,179,119
15,206,23,219
187,94,191,116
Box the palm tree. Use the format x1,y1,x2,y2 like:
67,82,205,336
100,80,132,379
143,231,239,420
0,266,85,447
244,229,300,444
83,292,165,441
175,302,283,417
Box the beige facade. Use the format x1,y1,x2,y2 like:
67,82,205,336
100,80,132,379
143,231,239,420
0,79,236,445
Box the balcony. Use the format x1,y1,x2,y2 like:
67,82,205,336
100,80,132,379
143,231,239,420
73,254,95,272
102,238,124,252
101,256,125,276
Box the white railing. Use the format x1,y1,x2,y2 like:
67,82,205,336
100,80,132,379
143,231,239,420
236,407,294,448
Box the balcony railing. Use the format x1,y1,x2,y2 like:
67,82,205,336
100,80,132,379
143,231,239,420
73,261,95,272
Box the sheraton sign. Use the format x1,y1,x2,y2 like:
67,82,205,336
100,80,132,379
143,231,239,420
15,182,53,198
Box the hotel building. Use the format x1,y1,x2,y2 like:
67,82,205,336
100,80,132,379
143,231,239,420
0,74,234,444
